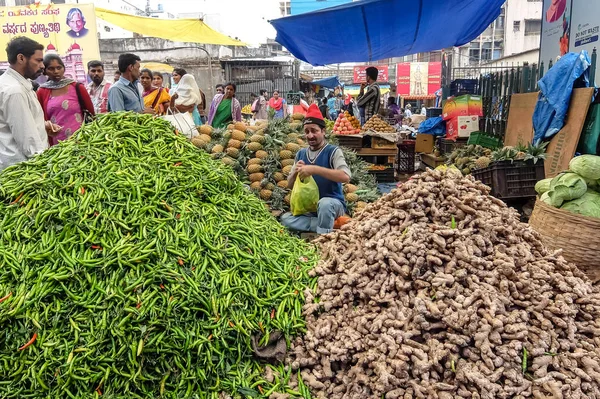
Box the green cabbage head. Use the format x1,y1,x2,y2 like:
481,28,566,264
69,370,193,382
547,172,587,207
560,190,600,219
535,178,553,195
569,155,600,180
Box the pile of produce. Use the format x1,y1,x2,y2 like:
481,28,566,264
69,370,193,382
241,104,253,114
536,154,600,218
332,112,361,135
288,168,600,398
361,114,395,133
192,119,379,215
0,113,317,398
447,142,547,176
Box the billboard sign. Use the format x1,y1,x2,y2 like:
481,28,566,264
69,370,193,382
396,62,442,97
353,65,389,84
569,0,600,82
539,0,572,67
0,3,100,83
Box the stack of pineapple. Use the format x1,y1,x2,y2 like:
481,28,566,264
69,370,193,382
191,118,380,215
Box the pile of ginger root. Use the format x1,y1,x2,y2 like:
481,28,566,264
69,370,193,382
285,168,600,399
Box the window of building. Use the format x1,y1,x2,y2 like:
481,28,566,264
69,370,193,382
495,8,505,30
469,49,480,64
481,48,492,61
513,20,521,31
525,19,542,36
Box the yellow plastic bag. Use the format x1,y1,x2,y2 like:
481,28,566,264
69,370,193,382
290,175,319,216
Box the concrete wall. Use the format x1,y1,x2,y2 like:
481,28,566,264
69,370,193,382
504,0,543,56
483,49,540,68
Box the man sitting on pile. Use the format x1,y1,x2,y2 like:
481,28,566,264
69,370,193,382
281,104,351,235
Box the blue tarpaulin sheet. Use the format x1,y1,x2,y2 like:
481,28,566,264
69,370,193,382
310,76,341,89
533,51,591,143
270,0,506,66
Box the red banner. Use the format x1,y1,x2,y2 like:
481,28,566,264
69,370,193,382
396,62,442,97
353,65,389,84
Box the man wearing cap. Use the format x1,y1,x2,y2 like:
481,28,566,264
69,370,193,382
357,66,381,121
281,104,351,235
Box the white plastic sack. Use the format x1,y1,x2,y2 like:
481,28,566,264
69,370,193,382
161,111,197,139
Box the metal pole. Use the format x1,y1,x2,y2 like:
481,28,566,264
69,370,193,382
591,47,597,87
197,46,214,99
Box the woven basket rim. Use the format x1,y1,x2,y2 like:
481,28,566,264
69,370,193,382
533,199,600,228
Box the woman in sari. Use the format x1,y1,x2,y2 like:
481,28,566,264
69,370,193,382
37,54,95,146
268,90,287,119
170,69,203,126
152,71,165,88
140,69,171,115
207,82,242,129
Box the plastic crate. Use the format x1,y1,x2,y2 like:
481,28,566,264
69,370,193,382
396,140,416,174
426,108,442,118
467,131,503,149
336,135,363,150
437,137,468,155
472,160,545,199
368,168,396,183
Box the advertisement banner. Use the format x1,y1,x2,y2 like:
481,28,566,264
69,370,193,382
353,65,389,84
396,62,442,97
0,3,100,83
539,0,572,66
570,0,600,83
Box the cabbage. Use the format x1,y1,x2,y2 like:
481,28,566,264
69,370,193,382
560,190,600,219
569,155,600,180
535,178,553,195
540,191,552,205
547,172,587,207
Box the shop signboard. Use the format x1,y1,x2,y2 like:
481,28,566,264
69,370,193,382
352,65,389,84
396,62,442,97
539,0,573,67
0,3,100,83
569,0,600,83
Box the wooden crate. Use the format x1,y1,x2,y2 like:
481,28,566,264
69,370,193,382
371,137,397,149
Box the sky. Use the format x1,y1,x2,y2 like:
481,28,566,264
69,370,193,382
148,0,282,46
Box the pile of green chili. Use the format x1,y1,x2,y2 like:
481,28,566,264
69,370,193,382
0,113,317,398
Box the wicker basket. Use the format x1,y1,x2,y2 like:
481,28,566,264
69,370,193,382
529,199,600,282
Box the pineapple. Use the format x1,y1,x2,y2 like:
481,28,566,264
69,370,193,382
279,150,293,160
260,189,273,200
297,139,306,147
344,184,358,194
211,144,224,154
474,156,491,170
282,165,293,176
231,129,246,142
256,150,269,159
250,135,265,144
234,122,247,132
277,180,288,189
263,182,276,191
226,147,239,158
345,193,359,203
221,156,236,166
524,141,549,164
287,133,299,141
255,128,266,136
247,164,263,174
227,124,235,130
273,172,285,182
249,173,265,182
198,134,211,143
191,137,208,149
247,142,263,152
284,194,291,205
227,139,242,149
246,125,259,132
286,143,301,153
198,125,213,136
281,159,295,167
223,131,232,140
248,158,263,166
250,181,261,191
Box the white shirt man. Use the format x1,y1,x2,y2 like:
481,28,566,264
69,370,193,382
0,38,50,171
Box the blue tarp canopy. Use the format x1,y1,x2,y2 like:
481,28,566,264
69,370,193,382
310,76,342,89
270,0,506,66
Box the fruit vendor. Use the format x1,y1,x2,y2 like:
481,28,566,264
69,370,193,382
281,104,351,235
357,66,381,121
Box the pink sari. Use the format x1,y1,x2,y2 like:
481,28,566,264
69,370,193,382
47,85,83,146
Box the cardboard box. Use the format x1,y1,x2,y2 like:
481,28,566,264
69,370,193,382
446,116,480,139
442,95,483,120
415,134,435,153
371,137,397,149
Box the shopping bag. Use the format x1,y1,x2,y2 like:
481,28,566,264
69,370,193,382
290,175,319,216
161,109,197,139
